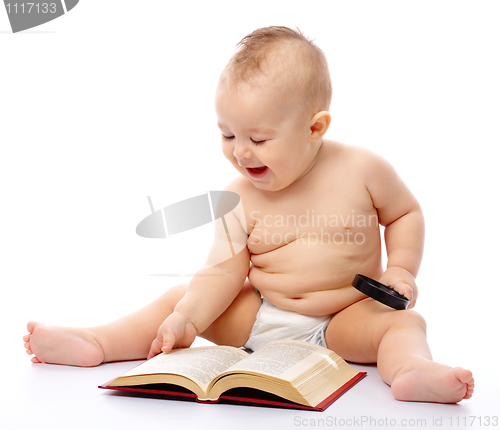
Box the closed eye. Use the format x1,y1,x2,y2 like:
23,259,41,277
250,139,266,145
222,135,266,145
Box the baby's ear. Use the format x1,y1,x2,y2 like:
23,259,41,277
309,111,331,142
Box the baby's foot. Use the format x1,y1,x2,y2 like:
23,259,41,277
23,321,104,367
391,360,474,403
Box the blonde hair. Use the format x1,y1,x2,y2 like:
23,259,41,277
221,26,332,115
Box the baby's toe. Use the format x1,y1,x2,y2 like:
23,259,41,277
27,321,38,334
457,368,473,382
23,334,31,342
465,380,474,399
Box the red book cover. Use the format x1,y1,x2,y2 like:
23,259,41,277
99,371,366,412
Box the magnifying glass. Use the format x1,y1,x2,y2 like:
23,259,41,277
352,274,409,310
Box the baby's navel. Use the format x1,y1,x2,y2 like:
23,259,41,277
249,236,261,245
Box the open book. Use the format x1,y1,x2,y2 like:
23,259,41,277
99,339,366,411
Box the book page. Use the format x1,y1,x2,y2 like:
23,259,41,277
120,346,248,389
224,340,322,379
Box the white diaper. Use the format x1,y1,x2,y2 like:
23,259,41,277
243,297,332,351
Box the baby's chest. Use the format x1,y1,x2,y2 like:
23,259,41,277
247,197,378,254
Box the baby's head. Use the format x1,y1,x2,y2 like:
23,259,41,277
216,26,333,191
219,26,332,118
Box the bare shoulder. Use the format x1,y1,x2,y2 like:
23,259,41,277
221,176,259,232
224,176,251,194
223,175,264,204
322,140,416,213
322,139,396,181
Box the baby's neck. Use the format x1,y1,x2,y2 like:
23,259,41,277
293,139,324,183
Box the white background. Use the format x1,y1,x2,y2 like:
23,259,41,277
1,1,499,429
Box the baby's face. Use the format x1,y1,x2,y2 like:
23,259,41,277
215,83,321,192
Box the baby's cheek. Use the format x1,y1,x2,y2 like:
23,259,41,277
221,145,233,160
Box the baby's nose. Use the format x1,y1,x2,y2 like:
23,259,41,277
233,140,253,159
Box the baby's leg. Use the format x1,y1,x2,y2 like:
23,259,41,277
24,281,261,367
325,299,474,403
24,285,187,366
199,280,261,347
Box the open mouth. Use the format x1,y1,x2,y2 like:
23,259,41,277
246,166,268,178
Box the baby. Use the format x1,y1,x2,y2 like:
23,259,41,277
23,26,473,403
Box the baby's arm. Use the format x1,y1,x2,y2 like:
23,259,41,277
147,192,249,358
365,151,425,308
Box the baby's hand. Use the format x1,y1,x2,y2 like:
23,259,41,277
379,267,418,309
147,312,198,359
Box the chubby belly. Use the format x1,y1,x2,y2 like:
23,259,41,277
248,238,383,316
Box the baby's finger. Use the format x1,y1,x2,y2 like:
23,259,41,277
159,313,190,353
392,282,413,307
147,337,163,360
161,328,177,353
